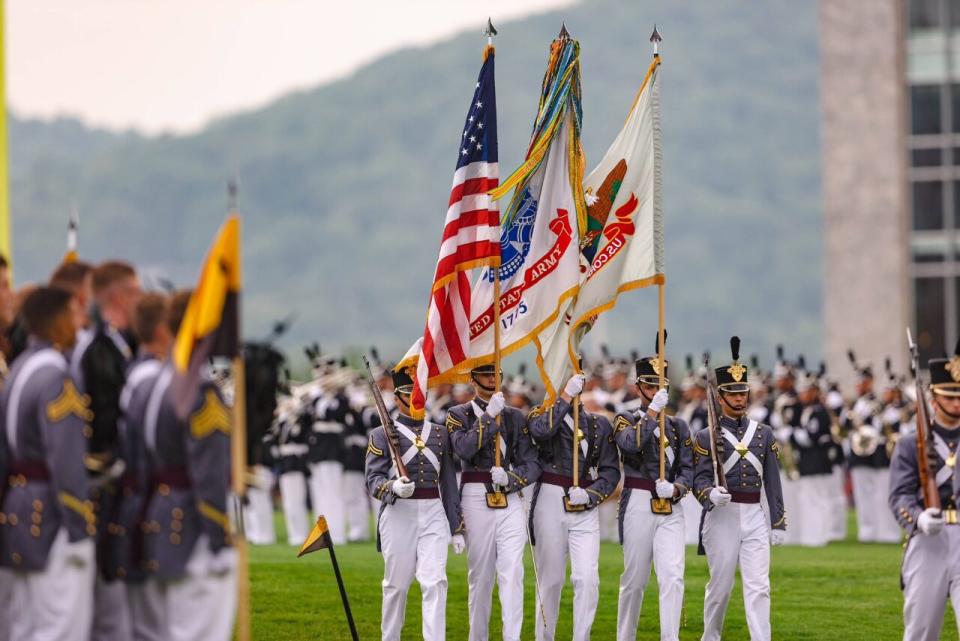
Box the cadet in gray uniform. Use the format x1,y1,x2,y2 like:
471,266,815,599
527,373,621,641
0,286,97,641
693,337,785,641
446,363,541,641
892,346,960,641
108,293,172,641
365,361,464,641
141,290,236,641
614,346,694,641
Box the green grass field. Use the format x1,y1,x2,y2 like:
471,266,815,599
249,513,949,640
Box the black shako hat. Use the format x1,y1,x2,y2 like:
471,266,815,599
635,330,668,386
715,336,749,393
930,339,960,397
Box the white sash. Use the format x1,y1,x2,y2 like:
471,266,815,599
5,349,67,456
395,422,441,473
563,413,597,480
721,419,763,477
932,431,959,489
471,401,507,459
653,424,675,467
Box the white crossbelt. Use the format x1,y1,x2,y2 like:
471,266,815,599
653,424,675,467
564,413,597,480
5,349,67,456
932,431,959,488
471,401,507,459
395,422,441,473
721,420,763,477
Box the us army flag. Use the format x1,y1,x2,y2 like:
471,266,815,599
465,34,585,380
540,56,663,395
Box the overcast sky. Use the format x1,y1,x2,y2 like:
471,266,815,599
7,0,573,134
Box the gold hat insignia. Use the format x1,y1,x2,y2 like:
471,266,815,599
727,362,747,383
948,356,960,383
649,358,663,376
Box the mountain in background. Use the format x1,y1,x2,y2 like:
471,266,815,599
8,0,822,371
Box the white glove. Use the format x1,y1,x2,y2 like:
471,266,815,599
709,486,732,507
655,479,675,499
64,537,94,568
209,547,237,576
918,507,944,536
793,427,813,448
564,374,586,398
485,392,505,419
391,477,415,499
490,466,509,487
568,486,590,506
451,533,466,555
883,406,901,426
648,389,669,414
826,390,844,412
854,398,874,421
769,529,786,546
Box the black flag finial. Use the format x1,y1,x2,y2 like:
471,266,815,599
484,18,497,38
558,22,570,40
227,178,238,212
650,24,662,56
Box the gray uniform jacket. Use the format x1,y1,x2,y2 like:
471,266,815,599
692,415,786,531
891,422,959,537
365,414,463,552
527,399,621,543
446,397,541,495
0,341,95,571
613,407,694,544
142,365,232,580
103,354,163,581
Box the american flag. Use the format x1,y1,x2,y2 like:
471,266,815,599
410,48,500,418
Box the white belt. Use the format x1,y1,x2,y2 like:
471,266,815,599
313,421,344,434
278,443,308,456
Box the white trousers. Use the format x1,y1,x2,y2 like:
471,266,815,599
92,576,132,641
279,471,310,545
533,484,600,641
10,529,95,641
344,470,372,542
244,466,276,545
127,580,165,641
851,467,900,543
461,484,527,641
827,466,848,542
792,475,830,547
617,490,685,641
0,567,12,641
681,493,702,545
309,461,346,545
902,526,960,641
159,539,238,641
701,502,771,641
599,494,619,543
379,497,450,641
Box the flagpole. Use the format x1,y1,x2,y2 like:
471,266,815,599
228,180,251,641
327,543,360,641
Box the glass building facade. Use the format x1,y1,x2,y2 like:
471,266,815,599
908,0,960,358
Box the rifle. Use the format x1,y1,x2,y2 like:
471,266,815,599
907,329,939,510
362,356,409,481
703,355,727,489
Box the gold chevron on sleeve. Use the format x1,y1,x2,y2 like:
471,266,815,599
47,380,93,423
190,390,231,439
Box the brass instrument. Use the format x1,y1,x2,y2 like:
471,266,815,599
772,395,800,481
847,398,882,458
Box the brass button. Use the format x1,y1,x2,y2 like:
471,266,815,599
86,524,97,536
158,484,170,497
170,533,181,545
0,513,6,525
30,525,40,538
8,514,18,526
32,500,42,512
171,521,182,532
11,552,21,565
172,508,184,520
31,513,41,525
